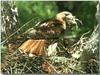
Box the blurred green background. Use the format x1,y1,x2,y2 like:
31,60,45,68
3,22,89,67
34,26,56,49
16,1,98,38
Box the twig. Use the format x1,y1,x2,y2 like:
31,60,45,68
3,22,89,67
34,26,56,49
3,67,10,74
13,62,18,73
80,30,91,39
10,66,13,74
43,57,57,72
46,61,58,73
25,65,34,73
59,42,67,50
13,62,17,68
91,24,99,36
72,30,91,47
20,62,27,73
68,66,86,73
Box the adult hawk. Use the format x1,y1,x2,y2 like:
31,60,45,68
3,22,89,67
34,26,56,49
18,11,80,56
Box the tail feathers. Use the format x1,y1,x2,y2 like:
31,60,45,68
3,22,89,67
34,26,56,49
19,39,45,56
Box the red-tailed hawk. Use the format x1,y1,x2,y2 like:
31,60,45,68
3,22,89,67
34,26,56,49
18,11,80,56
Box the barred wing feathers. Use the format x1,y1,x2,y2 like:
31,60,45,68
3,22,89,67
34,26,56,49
19,39,45,56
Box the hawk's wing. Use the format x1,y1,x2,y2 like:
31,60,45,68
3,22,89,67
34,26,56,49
18,19,64,56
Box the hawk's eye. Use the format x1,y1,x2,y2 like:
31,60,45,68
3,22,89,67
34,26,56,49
65,13,69,16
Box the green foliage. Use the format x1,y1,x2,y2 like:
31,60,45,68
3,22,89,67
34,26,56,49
76,2,97,30
16,1,58,25
1,45,8,61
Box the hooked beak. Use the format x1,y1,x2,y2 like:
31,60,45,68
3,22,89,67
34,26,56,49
75,18,83,25
62,23,66,30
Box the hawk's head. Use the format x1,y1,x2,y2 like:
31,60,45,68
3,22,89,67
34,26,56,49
56,11,82,30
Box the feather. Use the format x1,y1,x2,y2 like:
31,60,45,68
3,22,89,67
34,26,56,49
19,39,45,56
19,39,34,53
47,43,58,56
